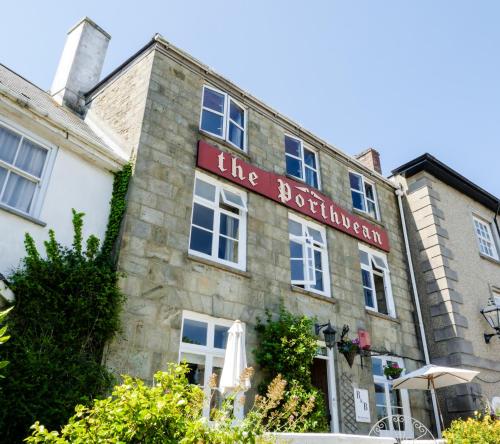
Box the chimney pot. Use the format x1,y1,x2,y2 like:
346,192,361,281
355,148,382,174
50,17,110,113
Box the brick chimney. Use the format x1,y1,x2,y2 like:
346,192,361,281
50,17,110,113
355,148,382,174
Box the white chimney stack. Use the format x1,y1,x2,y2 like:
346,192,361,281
50,17,110,113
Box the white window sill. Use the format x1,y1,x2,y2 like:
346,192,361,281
479,253,500,267
186,253,251,279
365,308,400,323
199,131,250,160
285,174,321,192
291,285,336,305
352,207,384,227
0,203,46,227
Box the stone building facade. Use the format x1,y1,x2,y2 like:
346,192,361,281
393,154,500,424
84,32,432,436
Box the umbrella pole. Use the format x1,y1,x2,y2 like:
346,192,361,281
431,377,445,434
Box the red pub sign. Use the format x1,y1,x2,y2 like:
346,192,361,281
197,140,390,252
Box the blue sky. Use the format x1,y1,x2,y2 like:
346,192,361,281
2,1,499,194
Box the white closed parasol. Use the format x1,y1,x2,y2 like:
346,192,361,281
219,320,251,394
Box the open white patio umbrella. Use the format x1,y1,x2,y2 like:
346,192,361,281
392,364,479,429
219,320,251,394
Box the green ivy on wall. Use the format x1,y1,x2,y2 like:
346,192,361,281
101,162,133,262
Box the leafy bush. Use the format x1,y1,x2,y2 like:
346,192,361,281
0,210,124,442
443,412,500,444
27,363,273,443
0,306,12,377
254,307,329,432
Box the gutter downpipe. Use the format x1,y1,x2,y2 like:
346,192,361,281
493,202,500,240
395,187,442,438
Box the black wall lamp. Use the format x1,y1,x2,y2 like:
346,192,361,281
480,298,500,344
315,321,337,349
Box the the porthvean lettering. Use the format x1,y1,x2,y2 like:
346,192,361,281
197,140,390,252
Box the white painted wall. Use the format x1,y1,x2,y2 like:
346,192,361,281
0,146,114,276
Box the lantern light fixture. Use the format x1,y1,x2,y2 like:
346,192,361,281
480,297,500,344
315,321,337,349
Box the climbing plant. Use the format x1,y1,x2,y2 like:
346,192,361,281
254,307,329,432
0,209,125,442
100,162,133,262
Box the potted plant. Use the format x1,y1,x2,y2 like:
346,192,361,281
337,325,360,368
383,362,404,380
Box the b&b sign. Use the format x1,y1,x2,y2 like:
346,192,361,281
197,140,390,252
354,388,371,423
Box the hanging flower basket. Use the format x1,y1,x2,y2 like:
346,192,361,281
342,349,358,368
384,362,404,380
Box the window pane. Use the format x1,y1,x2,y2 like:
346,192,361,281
15,139,47,177
374,273,388,315
220,213,239,239
367,200,377,219
375,383,386,405
361,269,372,288
228,123,244,149
195,179,216,201
365,182,375,200
0,125,21,164
214,325,229,349
182,319,208,346
0,167,7,192
305,167,318,188
372,256,387,270
289,240,303,258
364,288,375,308
372,358,383,376
2,173,36,213
203,88,225,113
312,268,324,291
308,227,324,245
304,148,316,168
286,156,302,179
192,203,214,230
201,110,224,136
285,136,301,157
291,258,305,281
218,236,238,262
351,190,365,211
288,219,302,236
349,172,363,191
359,250,370,266
180,352,206,386
221,189,245,209
229,101,244,127
190,226,213,255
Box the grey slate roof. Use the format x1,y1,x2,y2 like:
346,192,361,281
0,64,109,150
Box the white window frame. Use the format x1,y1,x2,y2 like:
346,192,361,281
349,170,380,220
372,355,412,438
289,213,331,297
0,118,56,218
178,311,241,419
472,215,499,260
199,85,247,152
359,244,396,317
189,171,247,271
284,134,321,189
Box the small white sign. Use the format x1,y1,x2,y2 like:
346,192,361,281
354,388,371,423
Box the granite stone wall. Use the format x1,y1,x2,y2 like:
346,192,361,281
90,43,430,434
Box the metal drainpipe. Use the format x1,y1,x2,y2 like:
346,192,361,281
493,202,500,240
395,186,442,438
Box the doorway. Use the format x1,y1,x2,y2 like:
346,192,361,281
311,358,331,424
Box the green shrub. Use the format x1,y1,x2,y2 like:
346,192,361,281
26,363,271,443
254,307,329,432
443,412,500,444
0,306,12,377
0,210,124,442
